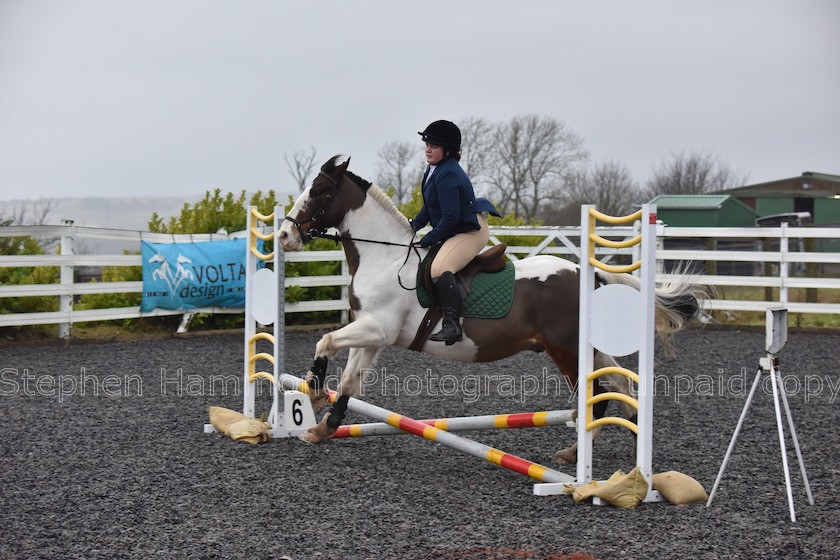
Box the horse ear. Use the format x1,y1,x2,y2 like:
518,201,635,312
336,155,351,175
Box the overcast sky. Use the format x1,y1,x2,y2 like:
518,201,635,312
1,0,838,203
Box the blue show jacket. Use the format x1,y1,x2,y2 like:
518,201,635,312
412,157,500,248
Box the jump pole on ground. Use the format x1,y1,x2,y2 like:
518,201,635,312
332,409,575,438
279,372,574,485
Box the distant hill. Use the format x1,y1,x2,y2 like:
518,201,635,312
3,192,297,254
3,195,203,230
2,195,201,254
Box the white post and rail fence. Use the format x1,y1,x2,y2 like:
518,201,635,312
1,223,838,337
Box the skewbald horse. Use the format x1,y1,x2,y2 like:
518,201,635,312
278,155,704,464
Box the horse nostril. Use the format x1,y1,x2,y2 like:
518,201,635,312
278,231,288,244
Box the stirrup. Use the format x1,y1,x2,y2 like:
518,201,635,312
429,320,463,345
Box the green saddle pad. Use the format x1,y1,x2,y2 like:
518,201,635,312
416,251,515,319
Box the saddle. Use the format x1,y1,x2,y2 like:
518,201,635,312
409,243,508,352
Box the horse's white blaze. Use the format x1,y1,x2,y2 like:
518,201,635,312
278,183,313,251
514,255,577,282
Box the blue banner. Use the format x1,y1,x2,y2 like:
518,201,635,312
140,238,248,312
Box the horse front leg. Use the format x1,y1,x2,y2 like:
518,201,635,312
300,346,382,443
302,314,388,411
337,346,381,397
304,356,331,413
300,315,388,444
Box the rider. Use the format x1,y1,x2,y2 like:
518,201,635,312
410,120,501,345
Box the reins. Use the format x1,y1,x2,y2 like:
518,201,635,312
313,230,422,292
283,168,422,290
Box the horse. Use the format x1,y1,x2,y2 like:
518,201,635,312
278,155,704,464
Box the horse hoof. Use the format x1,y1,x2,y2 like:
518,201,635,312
299,427,326,444
298,416,338,444
552,448,577,465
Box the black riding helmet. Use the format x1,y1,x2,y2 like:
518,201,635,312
418,120,461,152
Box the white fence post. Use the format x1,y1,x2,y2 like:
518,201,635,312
341,259,349,324
59,221,74,339
655,223,666,279
780,223,789,305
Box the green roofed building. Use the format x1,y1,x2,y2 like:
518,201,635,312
648,172,840,227
648,194,758,227
718,172,840,226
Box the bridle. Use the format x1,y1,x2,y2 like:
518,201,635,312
283,170,422,290
283,170,342,242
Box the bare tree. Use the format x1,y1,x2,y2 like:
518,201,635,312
376,140,423,205
0,198,57,251
487,114,588,221
542,160,640,225
0,198,55,226
457,116,495,191
645,151,749,198
573,159,641,215
283,146,318,193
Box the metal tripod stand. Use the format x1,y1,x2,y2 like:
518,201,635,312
706,307,814,522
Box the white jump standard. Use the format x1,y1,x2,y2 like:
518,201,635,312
534,204,661,500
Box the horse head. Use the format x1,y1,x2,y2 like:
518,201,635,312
279,155,369,251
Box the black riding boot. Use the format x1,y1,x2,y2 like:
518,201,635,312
428,272,463,345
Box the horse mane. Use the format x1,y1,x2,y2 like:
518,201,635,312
346,171,371,191
365,184,414,234
325,154,413,235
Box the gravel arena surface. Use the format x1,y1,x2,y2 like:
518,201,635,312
1,327,838,560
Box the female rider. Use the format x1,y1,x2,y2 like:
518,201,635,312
411,120,500,345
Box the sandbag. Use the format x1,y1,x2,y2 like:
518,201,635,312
209,406,271,444
565,466,649,509
652,471,708,505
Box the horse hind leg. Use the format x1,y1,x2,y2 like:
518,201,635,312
552,378,616,465
547,348,630,466
540,344,580,465
554,352,638,462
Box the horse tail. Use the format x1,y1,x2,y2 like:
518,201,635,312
595,268,708,354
